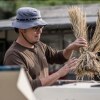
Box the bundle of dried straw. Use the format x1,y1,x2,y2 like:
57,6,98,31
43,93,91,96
68,6,100,80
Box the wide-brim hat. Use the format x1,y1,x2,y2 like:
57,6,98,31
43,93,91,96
12,7,47,29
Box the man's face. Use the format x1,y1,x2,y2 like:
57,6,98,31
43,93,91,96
21,26,44,44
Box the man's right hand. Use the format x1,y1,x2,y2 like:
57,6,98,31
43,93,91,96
57,57,78,78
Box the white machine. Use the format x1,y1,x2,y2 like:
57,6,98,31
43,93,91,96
17,67,100,100
34,81,100,100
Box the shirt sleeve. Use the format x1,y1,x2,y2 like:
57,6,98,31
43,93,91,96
45,46,67,64
4,52,42,90
39,42,67,64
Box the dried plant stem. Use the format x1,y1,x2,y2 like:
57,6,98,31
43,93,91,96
89,10,100,52
68,6,100,80
68,7,87,40
75,51,100,79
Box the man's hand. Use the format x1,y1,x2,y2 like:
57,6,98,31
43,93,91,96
63,37,88,59
68,37,88,50
57,57,78,78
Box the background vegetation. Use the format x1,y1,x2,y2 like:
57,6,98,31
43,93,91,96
0,0,100,19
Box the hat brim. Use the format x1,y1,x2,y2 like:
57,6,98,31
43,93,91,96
12,19,47,29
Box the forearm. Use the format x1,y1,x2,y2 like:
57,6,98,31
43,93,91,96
39,72,60,86
39,57,78,86
63,44,74,59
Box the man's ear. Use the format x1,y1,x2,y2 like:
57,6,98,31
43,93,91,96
19,29,25,34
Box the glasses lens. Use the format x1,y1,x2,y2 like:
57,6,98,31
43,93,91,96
32,26,44,31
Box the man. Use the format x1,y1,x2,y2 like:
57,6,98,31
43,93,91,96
4,7,87,90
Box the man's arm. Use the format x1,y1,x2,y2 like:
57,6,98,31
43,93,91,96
39,57,78,86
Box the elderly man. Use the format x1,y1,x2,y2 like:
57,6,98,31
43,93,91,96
4,7,87,90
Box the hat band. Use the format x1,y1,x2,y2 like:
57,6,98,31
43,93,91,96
16,17,41,21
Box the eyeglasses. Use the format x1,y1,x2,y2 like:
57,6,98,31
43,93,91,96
32,26,44,31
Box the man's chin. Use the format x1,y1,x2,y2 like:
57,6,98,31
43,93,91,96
32,40,39,44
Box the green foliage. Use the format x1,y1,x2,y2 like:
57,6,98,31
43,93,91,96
13,0,100,7
0,0,100,19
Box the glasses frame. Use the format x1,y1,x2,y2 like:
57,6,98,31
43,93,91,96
32,26,44,31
